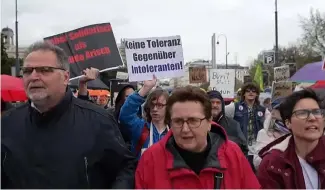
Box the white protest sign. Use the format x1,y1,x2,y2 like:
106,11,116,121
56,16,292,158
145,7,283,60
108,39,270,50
274,65,290,82
271,81,293,100
209,69,236,98
124,35,185,82
116,72,128,80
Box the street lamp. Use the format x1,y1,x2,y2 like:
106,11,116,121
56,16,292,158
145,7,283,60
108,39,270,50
15,0,20,76
216,34,228,69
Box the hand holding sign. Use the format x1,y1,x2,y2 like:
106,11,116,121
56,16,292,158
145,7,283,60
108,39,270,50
79,68,100,84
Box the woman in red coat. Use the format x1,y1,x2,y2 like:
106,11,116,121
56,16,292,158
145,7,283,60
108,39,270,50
257,89,325,189
135,86,260,189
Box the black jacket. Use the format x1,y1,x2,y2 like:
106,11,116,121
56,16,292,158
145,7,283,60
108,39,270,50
213,115,248,155
208,91,248,155
1,90,136,189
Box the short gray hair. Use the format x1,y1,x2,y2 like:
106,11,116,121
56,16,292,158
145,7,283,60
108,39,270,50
24,41,69,71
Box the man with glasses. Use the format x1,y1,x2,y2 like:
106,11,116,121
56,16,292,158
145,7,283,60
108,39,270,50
225,82,271,171
1,41,136,188
135,86,260,189
257,88,325,189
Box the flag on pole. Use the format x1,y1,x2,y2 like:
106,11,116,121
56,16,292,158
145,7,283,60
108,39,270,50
254,63,264,91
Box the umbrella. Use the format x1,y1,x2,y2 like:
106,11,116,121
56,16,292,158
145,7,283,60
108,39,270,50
69,78,109,90
290,61,325,82
1,75,28,102
310,81,325,89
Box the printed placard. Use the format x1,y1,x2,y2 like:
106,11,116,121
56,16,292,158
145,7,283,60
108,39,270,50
274,65,290,82
44,23,123,78
209,69,236,98
271,81,293,100
189,67,207,83
124,36,185,82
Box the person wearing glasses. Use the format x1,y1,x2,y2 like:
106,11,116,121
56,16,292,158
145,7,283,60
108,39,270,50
135,86,260,189
119,75,170,158
1,41,136,189
257,89,325,189
225,82,271,171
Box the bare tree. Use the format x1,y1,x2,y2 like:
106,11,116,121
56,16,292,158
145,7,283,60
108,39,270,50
300,9,325,56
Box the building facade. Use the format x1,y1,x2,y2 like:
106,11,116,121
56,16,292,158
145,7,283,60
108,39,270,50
1,27,27,59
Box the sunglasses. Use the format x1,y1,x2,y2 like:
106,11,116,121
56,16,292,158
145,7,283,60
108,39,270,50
22,66,66,75
245,89,257,93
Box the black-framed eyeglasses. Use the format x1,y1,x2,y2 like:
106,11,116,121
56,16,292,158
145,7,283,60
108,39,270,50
292,109,325,120
171,117,206,129
150,103,166,109
22,66,66,75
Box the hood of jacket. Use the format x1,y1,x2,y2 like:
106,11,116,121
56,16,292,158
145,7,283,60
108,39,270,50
207,91,225,120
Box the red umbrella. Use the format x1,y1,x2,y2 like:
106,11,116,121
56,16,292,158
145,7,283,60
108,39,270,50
310,81,325,89
1,75,28,102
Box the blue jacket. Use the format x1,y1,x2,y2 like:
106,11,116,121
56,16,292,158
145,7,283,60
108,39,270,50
119,92,168,158
233,101,266,138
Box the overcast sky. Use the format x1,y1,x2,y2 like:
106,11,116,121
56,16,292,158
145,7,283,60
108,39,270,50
1,0,324,66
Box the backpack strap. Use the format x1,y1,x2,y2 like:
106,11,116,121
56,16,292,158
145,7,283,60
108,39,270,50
214,172,223,189
135,123,150,156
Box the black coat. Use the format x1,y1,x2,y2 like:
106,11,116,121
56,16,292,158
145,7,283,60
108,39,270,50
1,90,136,189
213,115,248,155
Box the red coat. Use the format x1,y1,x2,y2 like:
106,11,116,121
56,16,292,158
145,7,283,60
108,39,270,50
135,122,260,189
257,134,325,189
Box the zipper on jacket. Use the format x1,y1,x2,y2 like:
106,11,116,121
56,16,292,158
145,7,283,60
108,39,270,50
84,157,90,188
2,152,7,166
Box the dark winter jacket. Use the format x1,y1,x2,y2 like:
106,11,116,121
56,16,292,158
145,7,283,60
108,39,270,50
1,90,137,189
207,91,248,155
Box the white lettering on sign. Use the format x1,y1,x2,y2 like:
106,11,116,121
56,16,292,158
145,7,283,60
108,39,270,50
209,69,235,98
274,65,290,82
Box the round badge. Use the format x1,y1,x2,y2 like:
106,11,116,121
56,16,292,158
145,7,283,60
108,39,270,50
258,111,263,117
239,106,243,111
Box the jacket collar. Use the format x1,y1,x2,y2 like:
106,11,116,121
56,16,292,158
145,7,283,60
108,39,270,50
29,89,73,120
163,122,228,172
260,134,325,166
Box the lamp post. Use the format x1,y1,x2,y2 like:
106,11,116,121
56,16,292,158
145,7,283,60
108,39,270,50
274,0,279,66
15,0,20,76
216,34,228,69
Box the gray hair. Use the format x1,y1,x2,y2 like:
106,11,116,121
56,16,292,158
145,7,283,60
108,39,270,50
24,41,69,71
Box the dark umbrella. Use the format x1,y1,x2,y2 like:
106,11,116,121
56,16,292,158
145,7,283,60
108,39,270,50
69,78,109,90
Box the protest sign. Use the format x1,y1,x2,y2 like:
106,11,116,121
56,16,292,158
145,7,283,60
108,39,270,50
116,72,128,80
274,65,290,82
271,81,293,101
124,35,185,82
209,69,236,98
44,23,123,78
189,67,207,83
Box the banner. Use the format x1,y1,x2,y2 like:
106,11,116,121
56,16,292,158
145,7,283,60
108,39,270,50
124,35,185,82
209,69,236,98
44,23,123,78
271,81,293,101
274,65,290,82
110,79,137,106
189,67,207,83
